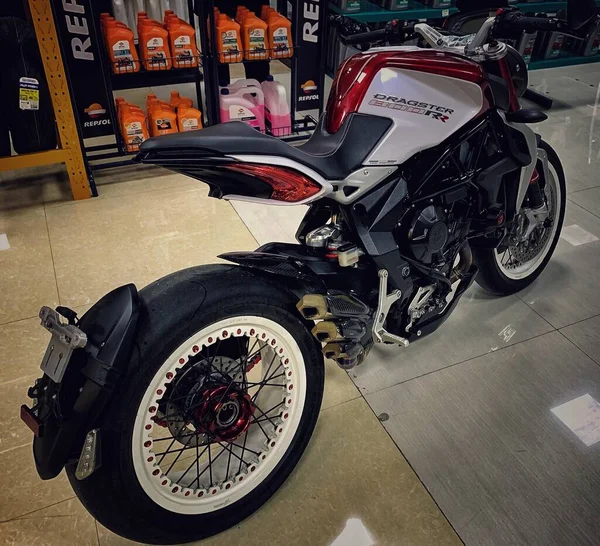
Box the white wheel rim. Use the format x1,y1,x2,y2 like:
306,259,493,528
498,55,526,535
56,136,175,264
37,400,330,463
495,162,562,280
132,316,307,514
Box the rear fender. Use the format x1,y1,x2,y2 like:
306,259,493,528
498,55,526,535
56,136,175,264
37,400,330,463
33,285,139,479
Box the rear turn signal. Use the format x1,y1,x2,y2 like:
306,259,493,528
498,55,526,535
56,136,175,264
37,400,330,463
226,164,321,203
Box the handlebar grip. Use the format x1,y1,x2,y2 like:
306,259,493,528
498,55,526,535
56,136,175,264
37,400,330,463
503,13,567,33
344,28,387,46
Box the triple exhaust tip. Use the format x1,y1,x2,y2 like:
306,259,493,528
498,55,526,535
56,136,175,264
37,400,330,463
296,294,330,320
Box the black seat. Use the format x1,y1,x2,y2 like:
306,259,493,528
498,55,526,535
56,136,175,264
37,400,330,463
139,113,392,181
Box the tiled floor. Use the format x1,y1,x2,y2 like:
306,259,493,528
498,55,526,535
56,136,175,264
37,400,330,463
0,167,459,545
1,63,599,546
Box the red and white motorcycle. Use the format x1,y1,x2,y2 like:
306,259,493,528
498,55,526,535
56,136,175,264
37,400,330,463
22,2,598,543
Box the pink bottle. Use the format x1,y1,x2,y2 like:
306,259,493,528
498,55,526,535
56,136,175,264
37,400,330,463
219,87,265,132
261,75,291,137
226,79,265,122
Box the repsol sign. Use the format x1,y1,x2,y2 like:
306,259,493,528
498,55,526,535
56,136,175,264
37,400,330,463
296,0,323,112
84,119,111,127
53,0,115,139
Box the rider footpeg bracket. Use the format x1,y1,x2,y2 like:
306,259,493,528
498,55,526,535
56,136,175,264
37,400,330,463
372,270,409,347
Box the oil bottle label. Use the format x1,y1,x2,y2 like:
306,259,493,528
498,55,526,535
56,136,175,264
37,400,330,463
181,118,199,130
19,77,39,110
230,105,256,123
174,36,191,46
222,30,239,51
125,121,145,145
272,27,290,55
147,37,164,50
249,28,266,50
113,40,134,71
156,118,173,130
113,40,132,56
174,35,194,63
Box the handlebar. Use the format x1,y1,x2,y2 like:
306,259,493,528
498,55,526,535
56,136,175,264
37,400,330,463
497,11,574,36
330,15,413,47
344,28,388,46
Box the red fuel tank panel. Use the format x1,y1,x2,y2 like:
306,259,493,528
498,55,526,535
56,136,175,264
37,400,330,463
326,49,491,133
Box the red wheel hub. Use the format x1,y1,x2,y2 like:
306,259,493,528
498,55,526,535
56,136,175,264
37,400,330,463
194,386,255,442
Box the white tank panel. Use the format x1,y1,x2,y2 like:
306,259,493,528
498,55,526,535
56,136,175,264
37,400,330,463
360,67,484,166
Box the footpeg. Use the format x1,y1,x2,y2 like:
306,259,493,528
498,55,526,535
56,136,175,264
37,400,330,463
373,270,409,347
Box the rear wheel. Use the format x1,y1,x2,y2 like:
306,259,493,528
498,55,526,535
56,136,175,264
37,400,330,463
67,267,323,544
474,140,566,295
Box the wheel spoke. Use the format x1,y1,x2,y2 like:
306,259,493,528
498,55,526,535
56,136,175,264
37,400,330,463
175,443,210,486
237,428,250,474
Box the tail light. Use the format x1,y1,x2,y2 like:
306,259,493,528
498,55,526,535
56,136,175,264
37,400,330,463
226,164,321,203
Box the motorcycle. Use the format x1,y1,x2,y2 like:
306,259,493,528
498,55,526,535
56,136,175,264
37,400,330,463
21,1,599,543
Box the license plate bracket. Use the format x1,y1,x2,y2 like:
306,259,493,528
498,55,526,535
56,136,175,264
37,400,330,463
39,306,87,383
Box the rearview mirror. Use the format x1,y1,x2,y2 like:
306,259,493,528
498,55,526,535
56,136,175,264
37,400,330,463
568,0,597,31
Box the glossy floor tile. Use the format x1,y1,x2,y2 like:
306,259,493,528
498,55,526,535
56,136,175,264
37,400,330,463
0,204,59,325
45,185,258,308
0,316,50,385
96,398,461,546
365,331,600,546
0,375,44,452
321,359,361,410
561,315,600,365
0,444,74,522
569,186,600,217
0,499,98,546
517,200,600,329
528,66,600,194
352,287,553,395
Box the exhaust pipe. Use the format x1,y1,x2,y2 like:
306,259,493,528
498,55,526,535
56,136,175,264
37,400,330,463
312,321,343,343
322,342,366,370
297,293,371,321
297,294,330,320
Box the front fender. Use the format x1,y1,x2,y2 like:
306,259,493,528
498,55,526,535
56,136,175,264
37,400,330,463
32,284,139,479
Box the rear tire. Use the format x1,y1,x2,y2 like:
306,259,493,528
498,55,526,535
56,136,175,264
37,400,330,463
67,265,323,544
473,140,566,296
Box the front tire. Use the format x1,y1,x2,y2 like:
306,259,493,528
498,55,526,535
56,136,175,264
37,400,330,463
67,266,323,544
473,140,566,296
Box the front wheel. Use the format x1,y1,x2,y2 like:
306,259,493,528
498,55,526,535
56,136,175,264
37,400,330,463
67,266,324,544
473,140,566,296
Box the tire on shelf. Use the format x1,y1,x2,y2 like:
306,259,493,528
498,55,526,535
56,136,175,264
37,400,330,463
0,17,57,155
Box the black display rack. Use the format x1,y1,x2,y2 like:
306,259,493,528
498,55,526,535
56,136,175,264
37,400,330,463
195,0,324,141
50,0,327,177
83,0,205,169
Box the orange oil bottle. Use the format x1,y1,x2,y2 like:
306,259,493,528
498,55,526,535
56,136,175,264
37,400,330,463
139,18,172,70
242,11,269,61
169,90,194,110
147,96,178,136
266,11,293,59
216,14,243,63
167,16,198,68
105,19,140,73
177,105,203,132
236,6,249,23
119,104,149,152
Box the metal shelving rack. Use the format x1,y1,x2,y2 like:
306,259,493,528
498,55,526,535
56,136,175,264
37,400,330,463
85,0,205,169
328,0,600,72
196,0,323,141
0,0,93,200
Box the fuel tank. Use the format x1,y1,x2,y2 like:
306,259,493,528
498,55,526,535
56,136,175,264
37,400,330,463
326,48,491,166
